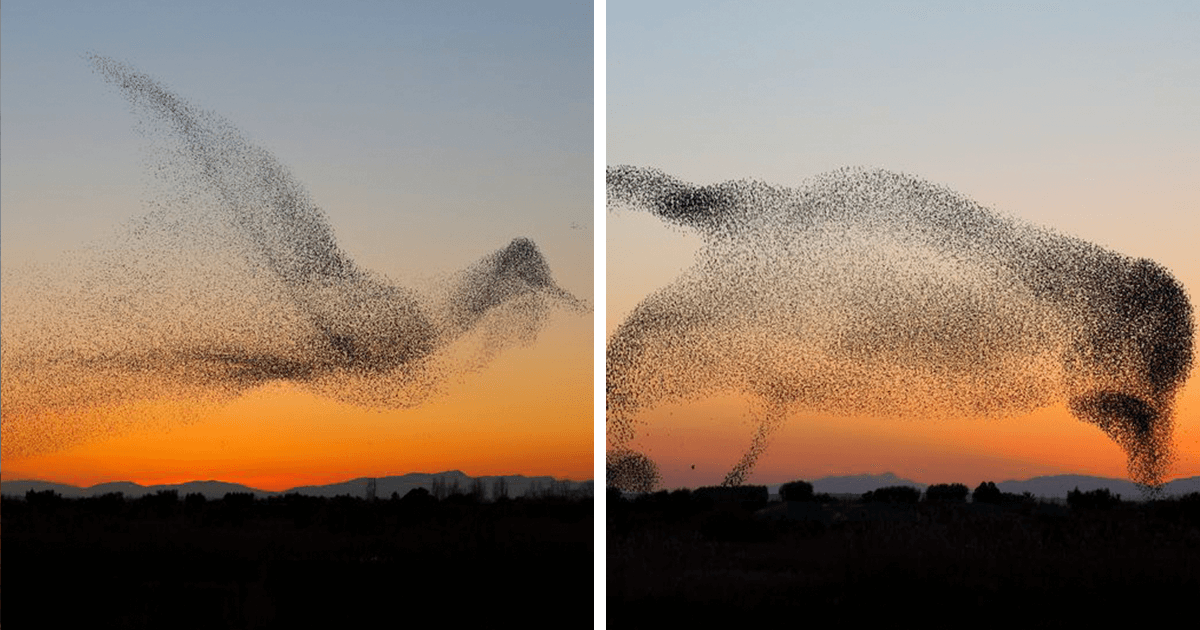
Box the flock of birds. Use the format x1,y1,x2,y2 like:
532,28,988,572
0,56,586,458
606,166,1192,490
1,57,1192,491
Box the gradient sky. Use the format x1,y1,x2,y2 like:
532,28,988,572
1,0,593,489
608,1,1200,489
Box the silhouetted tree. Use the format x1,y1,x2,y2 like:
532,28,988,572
643,489,671,504
445,490,478,505
925,483,969,503
1067,487,1121,510
25,488,59,502
973,481,1002,504
471,477,486,502
184,492,206,515
25,489,62,512
668,488,692,502
282,492,321,527
220,491,255,525
492,477,509,501
92,491,126,516
862,485,920,504
694,485,769,504
489,477,508,501
1174,492,1200,523
223,491,255,506
401,487,436,508
136,489,179,518
779,480,815,502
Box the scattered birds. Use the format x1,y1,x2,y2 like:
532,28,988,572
606,165,1192,489
0,55,587,458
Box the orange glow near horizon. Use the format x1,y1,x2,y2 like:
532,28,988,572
613,379,1200,490
2,318,592,491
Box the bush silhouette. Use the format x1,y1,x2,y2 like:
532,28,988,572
694,485,769,505
779,480,814,502
91,492,126,516
223,491,255,506
926,483,969,503
1067,487,1121,510
25,489,62,506
973,481,1002,504
219,491,255,525
400,487,436,508
445,490,479,505
638,489,672,505
862,485,920,504
668,488,693,505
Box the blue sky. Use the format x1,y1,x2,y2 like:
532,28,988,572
2,0,593,294
608,0,1200,327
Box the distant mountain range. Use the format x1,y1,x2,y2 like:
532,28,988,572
8,471,1198,502
762,472,1200,500
0,471,593,501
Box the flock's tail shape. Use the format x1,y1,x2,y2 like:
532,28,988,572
0,55,587,458
606,165,1193,490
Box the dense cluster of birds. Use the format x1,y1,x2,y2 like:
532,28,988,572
606,165,1192,490
0,55,586,458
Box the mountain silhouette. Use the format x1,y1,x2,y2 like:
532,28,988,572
1,471,592,500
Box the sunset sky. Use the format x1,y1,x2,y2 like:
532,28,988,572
1,1,593,490
608,1,1200,489
4,2,1199,494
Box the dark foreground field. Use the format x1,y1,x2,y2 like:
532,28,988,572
608,488,1200,627
4,489,591,628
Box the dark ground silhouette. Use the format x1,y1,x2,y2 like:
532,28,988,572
608,483,1200,626
4,489,591,628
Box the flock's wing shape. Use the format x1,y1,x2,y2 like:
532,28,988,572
0,56,587,458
